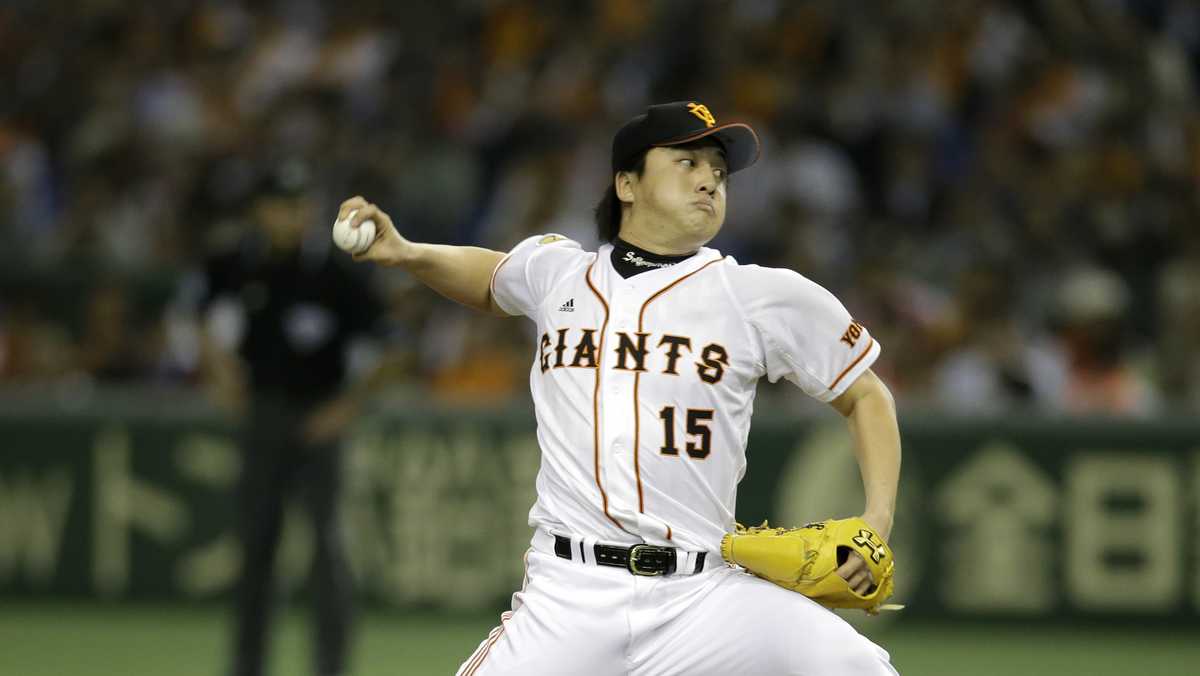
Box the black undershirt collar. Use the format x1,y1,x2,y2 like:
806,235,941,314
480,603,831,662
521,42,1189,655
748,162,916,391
610,237,698,279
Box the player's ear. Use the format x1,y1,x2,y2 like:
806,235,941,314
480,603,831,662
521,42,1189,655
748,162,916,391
615,171,636,205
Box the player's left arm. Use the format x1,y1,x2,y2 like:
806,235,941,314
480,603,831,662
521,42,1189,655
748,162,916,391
829,368,901,593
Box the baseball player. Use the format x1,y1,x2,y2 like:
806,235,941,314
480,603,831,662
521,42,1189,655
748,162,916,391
339,101,901,675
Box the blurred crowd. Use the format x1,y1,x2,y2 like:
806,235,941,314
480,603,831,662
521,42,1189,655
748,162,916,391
2,0,1199,415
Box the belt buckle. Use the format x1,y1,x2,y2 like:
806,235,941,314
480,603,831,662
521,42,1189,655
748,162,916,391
627,544,669,576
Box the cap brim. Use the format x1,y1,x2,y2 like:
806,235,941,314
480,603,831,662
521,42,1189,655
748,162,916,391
652,122,761,173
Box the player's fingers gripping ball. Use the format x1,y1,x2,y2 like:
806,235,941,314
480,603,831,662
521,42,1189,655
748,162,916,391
332,209,377,255
720,517,902,614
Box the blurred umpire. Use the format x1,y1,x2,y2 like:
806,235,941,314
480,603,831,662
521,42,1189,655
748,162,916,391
199,158,384,676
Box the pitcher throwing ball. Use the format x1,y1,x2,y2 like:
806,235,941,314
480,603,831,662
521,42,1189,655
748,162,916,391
339,101,902,675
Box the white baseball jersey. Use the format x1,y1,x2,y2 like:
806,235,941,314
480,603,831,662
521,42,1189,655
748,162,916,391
460,234,896,676
489,234,881,553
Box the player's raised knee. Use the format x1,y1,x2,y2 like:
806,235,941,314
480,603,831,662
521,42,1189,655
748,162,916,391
801,634,897,675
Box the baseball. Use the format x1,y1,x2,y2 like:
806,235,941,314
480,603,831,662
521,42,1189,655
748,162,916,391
332,209,376,255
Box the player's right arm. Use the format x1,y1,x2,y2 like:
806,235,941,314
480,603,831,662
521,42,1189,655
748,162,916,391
338,196,509,316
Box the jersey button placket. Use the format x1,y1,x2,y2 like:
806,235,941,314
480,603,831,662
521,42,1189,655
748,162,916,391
604,297,635,521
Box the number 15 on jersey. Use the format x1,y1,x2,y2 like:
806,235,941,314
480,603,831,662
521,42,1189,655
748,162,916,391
659,406,714,459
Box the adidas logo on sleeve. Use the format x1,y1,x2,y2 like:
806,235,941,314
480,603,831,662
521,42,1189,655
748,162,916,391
559,299,575,312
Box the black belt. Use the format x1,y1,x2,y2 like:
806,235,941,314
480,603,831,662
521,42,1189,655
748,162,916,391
553,534,706,576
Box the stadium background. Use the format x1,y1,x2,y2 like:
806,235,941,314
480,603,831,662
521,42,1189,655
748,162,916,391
2,0,1199,674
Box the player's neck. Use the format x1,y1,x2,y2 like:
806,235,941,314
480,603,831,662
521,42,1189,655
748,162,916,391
616,228,700,256
610,237,696,279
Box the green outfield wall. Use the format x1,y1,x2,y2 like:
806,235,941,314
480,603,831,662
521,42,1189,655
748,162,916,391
1,397,1197,621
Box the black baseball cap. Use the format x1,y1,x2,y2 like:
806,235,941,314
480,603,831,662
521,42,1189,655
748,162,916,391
611,101,761,174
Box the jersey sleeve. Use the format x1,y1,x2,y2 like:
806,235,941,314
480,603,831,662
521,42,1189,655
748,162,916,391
736,265,881,402
489,234,586,318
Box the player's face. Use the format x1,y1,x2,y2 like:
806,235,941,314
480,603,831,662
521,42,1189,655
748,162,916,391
631,144,728,246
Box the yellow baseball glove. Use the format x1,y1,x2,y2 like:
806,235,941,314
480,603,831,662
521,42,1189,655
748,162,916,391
720,517,902,614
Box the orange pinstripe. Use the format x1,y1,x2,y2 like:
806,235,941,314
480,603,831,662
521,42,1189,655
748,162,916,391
830,337,875,390
633,257,726,516
585,260,627,533
462,624,504,675
462,550,529,676
633,358,643,511
487,252,517,311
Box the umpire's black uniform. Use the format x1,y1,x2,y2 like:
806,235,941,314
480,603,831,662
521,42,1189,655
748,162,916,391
203,164,382,676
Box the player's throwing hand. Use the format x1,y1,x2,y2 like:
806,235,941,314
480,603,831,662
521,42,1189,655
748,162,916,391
335,196,411,265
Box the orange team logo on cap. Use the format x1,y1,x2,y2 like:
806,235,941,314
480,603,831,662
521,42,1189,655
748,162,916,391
687,102,716,128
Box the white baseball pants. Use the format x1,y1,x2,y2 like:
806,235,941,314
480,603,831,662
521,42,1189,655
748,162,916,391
456,532,899,676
